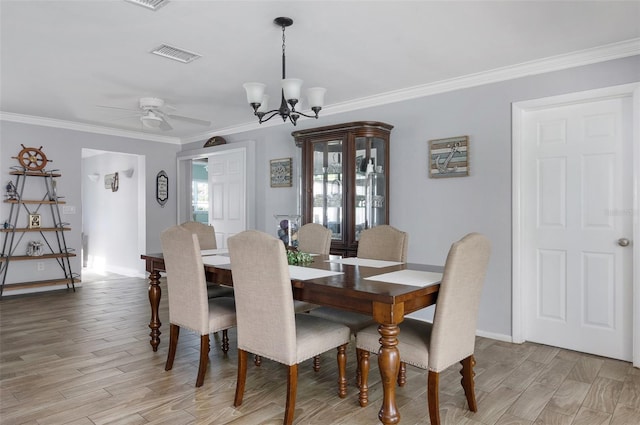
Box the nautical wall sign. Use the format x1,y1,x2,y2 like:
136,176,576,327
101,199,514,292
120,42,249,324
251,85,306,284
428,135,469,178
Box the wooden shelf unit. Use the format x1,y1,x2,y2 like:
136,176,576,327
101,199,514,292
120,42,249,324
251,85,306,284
1,168,78,296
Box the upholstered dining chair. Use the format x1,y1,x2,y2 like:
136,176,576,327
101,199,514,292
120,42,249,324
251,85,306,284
228,230,351,425
160,225,237,387
355,232,491,425
297,222,332,255
180,220,217,249
357,224,408,262
180,221,234,299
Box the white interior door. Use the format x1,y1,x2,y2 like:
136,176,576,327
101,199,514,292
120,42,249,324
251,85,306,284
520,95,633,361
208,149,246,248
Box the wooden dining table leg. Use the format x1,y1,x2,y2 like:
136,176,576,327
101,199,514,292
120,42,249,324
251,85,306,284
377,323,401,425
148,269,162,352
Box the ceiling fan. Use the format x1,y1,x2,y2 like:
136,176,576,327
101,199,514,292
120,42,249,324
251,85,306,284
98,97,211,131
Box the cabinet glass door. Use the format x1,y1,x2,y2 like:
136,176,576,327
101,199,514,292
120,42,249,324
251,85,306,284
355,136,387,241
311,139,343,240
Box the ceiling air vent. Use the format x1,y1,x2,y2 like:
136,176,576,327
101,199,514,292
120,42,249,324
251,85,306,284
125,0,170,11
151,44,201,63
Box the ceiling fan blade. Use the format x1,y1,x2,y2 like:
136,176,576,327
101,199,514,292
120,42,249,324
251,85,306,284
97,105,139,112
159,118,173,131
167,114,211,126
106,114,141,122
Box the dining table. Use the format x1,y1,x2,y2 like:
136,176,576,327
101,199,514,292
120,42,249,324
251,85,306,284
140,251,444,425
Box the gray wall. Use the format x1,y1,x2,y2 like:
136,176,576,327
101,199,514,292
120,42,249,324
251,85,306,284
0,124,180,288
183,55,640,338
0,55,637,335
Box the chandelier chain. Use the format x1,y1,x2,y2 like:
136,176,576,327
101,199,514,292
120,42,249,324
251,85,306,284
282,25,286,57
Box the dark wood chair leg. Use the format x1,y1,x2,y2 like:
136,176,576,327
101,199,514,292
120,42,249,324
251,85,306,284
428,370,441,425
356,348,362,387
460,355,478,412
164,324,179,371
254,355,262,366
284,364,299,425
337,344,347,398
221,329,229,354
357,348,370,407
397,361,407,386
195,334,210,387
313,355,321,372
234,349,248,407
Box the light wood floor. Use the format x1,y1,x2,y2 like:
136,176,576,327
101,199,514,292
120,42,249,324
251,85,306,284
1,274,639,425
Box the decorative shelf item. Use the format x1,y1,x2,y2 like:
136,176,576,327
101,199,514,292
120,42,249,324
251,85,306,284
275,214,300,248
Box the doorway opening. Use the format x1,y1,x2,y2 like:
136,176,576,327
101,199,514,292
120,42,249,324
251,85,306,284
81,149,146,280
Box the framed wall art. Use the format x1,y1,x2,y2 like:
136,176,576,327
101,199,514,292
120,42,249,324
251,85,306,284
156,170,169,207
428,135,469,178
28,213,41,229
270,157,293,188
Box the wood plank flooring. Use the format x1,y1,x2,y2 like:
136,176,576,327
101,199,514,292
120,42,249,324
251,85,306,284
1,274,639,424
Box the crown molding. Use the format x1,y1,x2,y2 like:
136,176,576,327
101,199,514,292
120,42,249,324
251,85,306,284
323,38,640,115
197,38,640,141
0,112,182,144
2,38,639,144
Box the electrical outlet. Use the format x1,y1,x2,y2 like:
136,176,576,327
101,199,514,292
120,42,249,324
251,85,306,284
37,262,44,271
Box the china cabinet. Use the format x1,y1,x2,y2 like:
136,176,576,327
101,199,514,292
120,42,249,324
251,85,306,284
293,121,393,257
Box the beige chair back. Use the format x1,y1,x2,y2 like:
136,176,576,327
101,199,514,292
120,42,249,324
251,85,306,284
357,224,408,262
429,232,491,372
160,225,210,334
298,223,332,255
180,221,217,250
228,230,298,365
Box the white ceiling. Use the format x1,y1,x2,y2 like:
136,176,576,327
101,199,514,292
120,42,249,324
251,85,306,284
1,0,639,144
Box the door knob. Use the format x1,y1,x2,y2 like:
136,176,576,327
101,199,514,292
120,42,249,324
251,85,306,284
618,238,630,247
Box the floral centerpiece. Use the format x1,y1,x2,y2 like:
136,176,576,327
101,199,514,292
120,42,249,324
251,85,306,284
286,250,313,265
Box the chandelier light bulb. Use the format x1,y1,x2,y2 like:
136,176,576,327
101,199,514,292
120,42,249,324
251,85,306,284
256,95,269,113
243,82,266,106
307,87,326,108
282,78,303,103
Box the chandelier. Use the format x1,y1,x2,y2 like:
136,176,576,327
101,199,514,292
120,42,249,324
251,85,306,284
243,17,326,126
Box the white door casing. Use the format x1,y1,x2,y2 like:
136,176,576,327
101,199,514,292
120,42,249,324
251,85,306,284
209,149,246,248
512,83,640,366
176,141,256,244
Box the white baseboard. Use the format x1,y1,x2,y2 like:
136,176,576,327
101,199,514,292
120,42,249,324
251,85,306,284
476,329,514,343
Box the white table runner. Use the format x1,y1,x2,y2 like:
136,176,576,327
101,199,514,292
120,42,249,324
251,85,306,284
201,248,229,256
289,266,344,280
325,257,404,268
201,255,231,266
364,270,442,287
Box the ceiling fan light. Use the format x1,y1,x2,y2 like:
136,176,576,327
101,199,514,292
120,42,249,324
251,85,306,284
307,87,326,108
243,82,266,105
282,78,303,102
141,114,163,128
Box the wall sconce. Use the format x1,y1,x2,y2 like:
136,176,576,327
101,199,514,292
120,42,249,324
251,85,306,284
121,168,134,178
88,173,100,182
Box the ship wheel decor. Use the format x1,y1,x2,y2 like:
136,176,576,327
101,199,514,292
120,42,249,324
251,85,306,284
12,144,50,171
